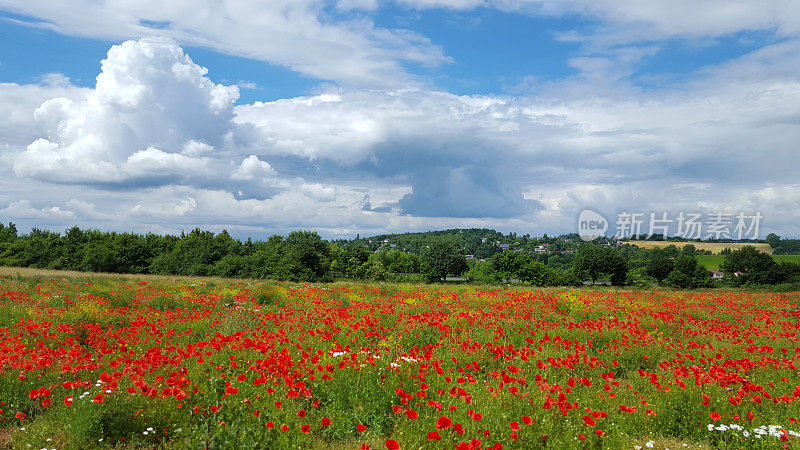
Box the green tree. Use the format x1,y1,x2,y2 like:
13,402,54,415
518,260,552,286
466,261,497,284
607,253,629,286
720,245,777,285
626,267,650,287
573,245,604,285
573,245,627,285
330,244,371,277
666,255,711,288
420,242,468,282
283,230,331,281
646,251,674,283
488,251,527,282
766,233,781,249
358,259,388,281
0,223,17,243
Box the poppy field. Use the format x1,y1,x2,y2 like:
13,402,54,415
0,272,798,449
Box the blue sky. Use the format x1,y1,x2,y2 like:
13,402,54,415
0,1,799,239
1,6,779,99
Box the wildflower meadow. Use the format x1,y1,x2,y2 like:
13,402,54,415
0,272,798,449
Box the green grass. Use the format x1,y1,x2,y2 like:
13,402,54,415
696,254,725,270
772,254,800,264
697,253,800,270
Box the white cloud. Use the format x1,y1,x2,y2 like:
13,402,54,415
125,147,211,178
231,37,800,222
391,0,800,41
395,0,486,9
0,0,448,87
1,37,800,237
300,183,338,202
11,37,239,185
336,0,379,11
64,199,110,220
545,0,800,41
235,90,512,164
236,81,258,90
181,140,214,157
231,155,276,181
0,80,87,149
0,199,74,220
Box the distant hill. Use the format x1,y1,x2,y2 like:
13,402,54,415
334,228,580,258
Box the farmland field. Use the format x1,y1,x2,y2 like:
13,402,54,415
0,270,799,449
775,255,800,265
696,254,800,270
695,255,725,270
626,241,773,254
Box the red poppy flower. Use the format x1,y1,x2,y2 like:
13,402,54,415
428,431,441,440
509,421,521,431
321,418,331,427
64,396,74,406
301,424,311,434
94,394,104,404
595,429,605,437
298,410,306,418
357,424,367,433
386,439,400,449
405,409,417,420
582,415,596,426
522,416,532,425
436,416,452,429
710,412,721,421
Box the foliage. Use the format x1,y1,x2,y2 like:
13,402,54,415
1,223,797,288
572,245,627,285
665,255,712,288
420,242,468,282
646,250,674,283
721,245,800,285
767,233,800,254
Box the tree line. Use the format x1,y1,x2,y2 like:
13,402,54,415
1,223,798,288
0,224,331,281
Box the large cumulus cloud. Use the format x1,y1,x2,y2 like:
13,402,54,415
12,37,240,185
